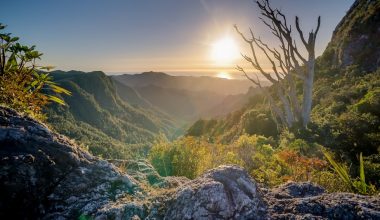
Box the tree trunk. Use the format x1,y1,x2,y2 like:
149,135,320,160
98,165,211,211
301,56,315,127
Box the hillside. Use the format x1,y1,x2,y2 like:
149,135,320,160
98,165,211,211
45,70,179,159
113,79,154,109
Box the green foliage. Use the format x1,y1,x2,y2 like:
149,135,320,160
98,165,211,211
149,136,203,178
312,70,380,159
186,119,207,137
78,214,93,220
241,109,277,137
149,134,355,192
359,153,366,194
0,23,70,118
354,88,380,115
322,150,352,188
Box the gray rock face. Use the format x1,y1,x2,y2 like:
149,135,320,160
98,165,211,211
0,107,140,219
0,106,379,219
265,183,380,220
165,165,266,220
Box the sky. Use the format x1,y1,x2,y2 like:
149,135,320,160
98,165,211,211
2,0,354,77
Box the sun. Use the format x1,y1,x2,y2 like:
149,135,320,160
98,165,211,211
216,72,232,79
211,37,239,65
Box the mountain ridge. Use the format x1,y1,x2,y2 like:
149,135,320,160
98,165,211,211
45,70,179,159
112,71,256,95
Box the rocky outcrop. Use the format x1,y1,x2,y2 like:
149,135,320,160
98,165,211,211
264,182,380,219
321,0,380,72
0,106,379,219
0,106,140,219
165,166,266,219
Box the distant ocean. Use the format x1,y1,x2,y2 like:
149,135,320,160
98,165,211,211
106,71,248,80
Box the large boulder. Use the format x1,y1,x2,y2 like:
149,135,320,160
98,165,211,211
0,107,139,219
165,165,266,219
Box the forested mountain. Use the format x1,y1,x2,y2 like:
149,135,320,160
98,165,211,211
45,70,178,158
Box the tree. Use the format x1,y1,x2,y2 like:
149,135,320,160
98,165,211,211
235,0,320,128
0,23,70,118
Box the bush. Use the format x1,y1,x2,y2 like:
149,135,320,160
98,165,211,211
148,133,355,192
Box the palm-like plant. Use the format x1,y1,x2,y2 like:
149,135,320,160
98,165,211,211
0,23,70,117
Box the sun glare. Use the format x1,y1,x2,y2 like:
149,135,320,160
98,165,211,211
211,37,239,65
216,72,232,79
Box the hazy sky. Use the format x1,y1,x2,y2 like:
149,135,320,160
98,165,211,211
3,0,354,76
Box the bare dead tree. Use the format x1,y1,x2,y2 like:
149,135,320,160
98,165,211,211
235,0,320,128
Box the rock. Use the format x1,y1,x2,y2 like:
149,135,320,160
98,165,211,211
267,182,325,199
0,107,140,219
164,165,267,220
265,182,380,219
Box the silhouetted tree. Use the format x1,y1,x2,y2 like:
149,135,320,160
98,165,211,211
235,0,320,128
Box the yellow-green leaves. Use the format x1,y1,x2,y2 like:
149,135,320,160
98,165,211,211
49,84,71,96
47,95,66,106
359,152,367,194
323,150,374,195
322,150,351,188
